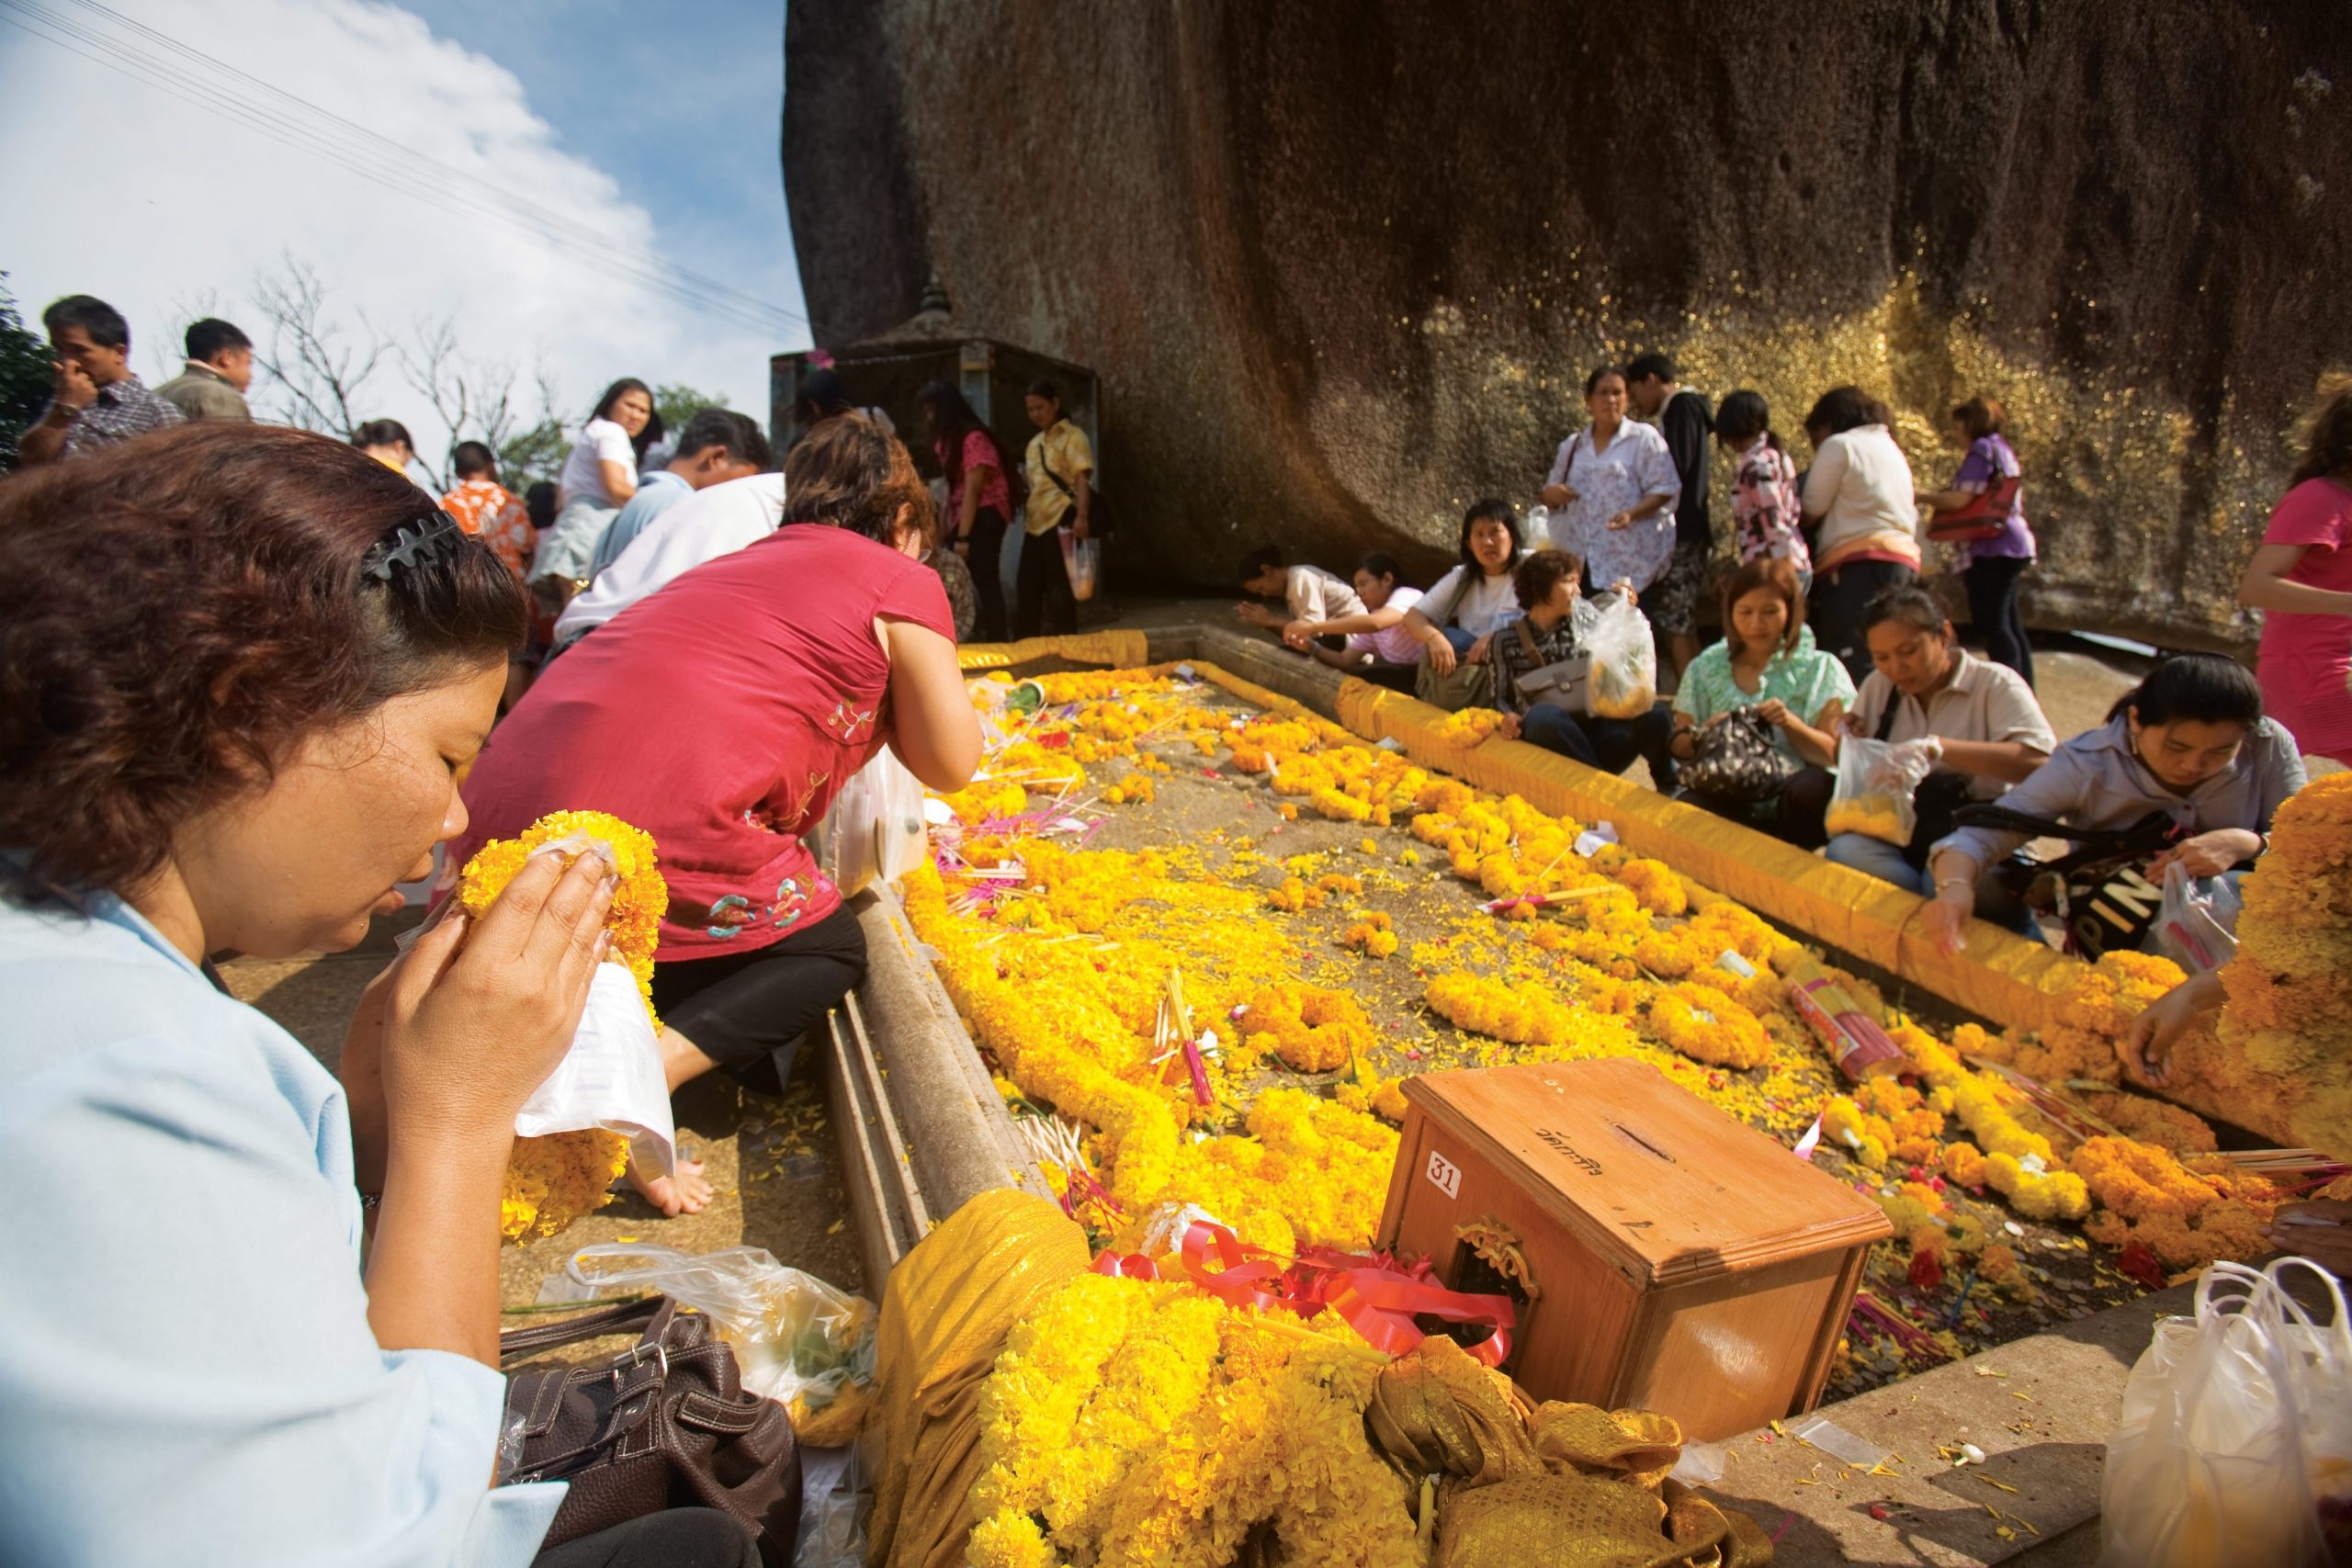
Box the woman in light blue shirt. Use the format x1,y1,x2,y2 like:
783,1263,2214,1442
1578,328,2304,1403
1922,653,2305,957
0,423,761,1568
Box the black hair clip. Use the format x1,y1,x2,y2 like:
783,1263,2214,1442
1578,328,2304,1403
362,507,467,582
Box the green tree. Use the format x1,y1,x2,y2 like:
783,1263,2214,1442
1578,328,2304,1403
495,415,569,495
0,274,56,470
652,381,735,438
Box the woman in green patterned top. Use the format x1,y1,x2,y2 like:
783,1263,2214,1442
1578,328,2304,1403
1669,557,1854,847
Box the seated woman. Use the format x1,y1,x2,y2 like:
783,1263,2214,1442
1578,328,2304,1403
1295,552,1426,691
0,423,765,1566
1400,499,1532,708
452,416,984,1217
1669,558,1854,849
1921,653,2306,956
1827,586,2054,905
1488,548,1679,788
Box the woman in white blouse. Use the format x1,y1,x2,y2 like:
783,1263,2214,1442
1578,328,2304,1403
1539,365,1681,594
535,377,657,606
0,423,763,1568
1799,385,1921,682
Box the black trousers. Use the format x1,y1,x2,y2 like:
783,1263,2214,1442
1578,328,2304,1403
1521,702,1680,791
650,904,868,1094
960,508,1010,642
531,1508,762,1568
1679,764,1836,851
1014,525,1079,637
1963,555,2035,685
1810,559,1917,683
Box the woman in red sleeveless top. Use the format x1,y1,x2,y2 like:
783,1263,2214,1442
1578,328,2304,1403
452,418,982,1213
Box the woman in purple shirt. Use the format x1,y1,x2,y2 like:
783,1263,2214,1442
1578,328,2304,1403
1918,397,2036,684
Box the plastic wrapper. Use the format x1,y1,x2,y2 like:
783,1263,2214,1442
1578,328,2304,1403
499,832,674,1178
815,749,930,897
561,1243,878,1446
1058,532,1101,602
1786,958,1905,1080
794,1446,868,1568
1826,736,1935,846
1583,594,1658,718
2154,863,2243,976
2100,1258,2352,1567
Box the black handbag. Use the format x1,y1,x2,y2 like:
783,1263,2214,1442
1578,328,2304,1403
1681,706,1799,797
1951,804,2182,960
499,1296,804,1564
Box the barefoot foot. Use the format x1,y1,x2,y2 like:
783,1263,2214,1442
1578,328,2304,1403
627,1154,715,1217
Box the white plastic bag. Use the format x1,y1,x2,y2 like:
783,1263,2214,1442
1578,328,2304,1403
1582,594,1657,718
1825,737,1936,846
815,749,930,897
504,834,675,1175
561,1243,879,1443
2154,862,2243,975
2099,1258,2352,1568
1059,532,1101,602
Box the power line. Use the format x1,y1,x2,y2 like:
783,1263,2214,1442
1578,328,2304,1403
0,0,809,339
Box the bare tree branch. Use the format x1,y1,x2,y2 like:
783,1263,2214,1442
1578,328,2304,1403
248,253,387,441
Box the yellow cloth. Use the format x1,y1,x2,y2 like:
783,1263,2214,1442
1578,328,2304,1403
862,1190,1091,1568
1023,419,1093,536
956,629,1148,671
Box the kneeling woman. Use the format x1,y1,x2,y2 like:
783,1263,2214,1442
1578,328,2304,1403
1921,654,2305,956
1488,547,1679,788
0,425,769,1564
1826,586,2055,905
454,416,983,1215
1669,558,1854,848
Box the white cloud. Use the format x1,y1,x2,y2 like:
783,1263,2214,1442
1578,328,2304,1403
0,0,788,470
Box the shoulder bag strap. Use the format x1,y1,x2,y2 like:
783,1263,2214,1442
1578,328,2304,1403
1035,425,1077,500
1873,696,1897,743
499,1295,665,1361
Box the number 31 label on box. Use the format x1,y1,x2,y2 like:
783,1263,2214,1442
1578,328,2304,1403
1425,1149,1462,1200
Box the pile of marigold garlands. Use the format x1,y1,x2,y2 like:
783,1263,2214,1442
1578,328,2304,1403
458,809,667,1243
910,667,2315,1381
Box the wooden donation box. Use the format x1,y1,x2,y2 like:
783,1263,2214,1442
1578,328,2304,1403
1377,1059,1891,1441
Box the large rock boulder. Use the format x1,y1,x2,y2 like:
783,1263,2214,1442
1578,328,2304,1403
784,2,2349,646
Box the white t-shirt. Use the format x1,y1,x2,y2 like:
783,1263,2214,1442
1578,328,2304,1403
1344,585,1427,664
553,473,786,645
1283,564,1368,624
1420,564,1522,639
556,417,639,509
1801,425,1919,565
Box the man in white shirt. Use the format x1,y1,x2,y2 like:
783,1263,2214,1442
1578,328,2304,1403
1234,546,1368,649
552,472,786,649
582,409,773,582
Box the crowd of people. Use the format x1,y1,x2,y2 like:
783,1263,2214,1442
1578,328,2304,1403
1236,354,2352,979
1,284,2346,1566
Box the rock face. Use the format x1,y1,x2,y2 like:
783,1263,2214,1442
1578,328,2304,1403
784,2,2349,646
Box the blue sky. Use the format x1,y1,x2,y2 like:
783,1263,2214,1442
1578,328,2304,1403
1,0,808,455
398,0,810,362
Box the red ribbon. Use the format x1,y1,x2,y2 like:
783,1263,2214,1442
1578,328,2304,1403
1091,1221,1517,1366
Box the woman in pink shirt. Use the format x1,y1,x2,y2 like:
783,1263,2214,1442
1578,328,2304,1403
2241,376,2352,764
451,418,982,1214
918,381,1016,643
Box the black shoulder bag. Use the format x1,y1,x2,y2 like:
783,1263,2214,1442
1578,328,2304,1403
1949,803,2182,960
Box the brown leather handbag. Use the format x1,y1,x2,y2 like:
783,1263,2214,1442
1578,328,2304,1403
499,1295,803,1563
